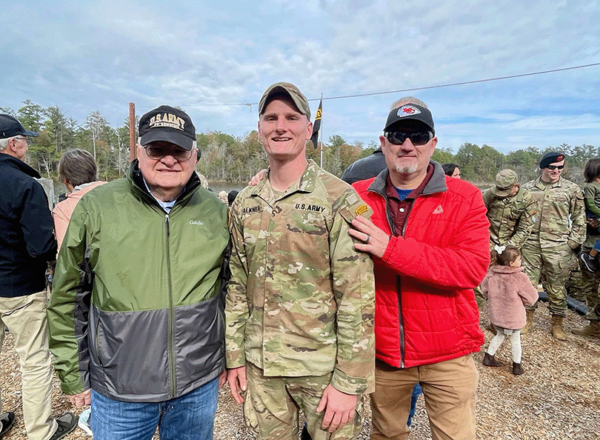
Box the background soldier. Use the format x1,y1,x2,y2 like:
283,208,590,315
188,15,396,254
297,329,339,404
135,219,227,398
476,169,536,309
521,152,585,340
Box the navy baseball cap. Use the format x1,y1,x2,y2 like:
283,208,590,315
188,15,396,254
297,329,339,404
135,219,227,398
0,114,39,139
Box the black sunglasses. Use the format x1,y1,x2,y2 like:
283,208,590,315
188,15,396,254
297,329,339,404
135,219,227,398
384,131,434,146
143,145,193,161
546,165,564,170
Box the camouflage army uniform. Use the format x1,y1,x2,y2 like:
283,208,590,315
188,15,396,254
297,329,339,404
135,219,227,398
226,160,375,439
520,176,585,316
576,230,600,321
482,186,536,251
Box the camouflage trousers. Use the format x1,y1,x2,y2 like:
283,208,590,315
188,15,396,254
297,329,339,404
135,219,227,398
577,259,600,321
521,242,577,316
244,362,363,440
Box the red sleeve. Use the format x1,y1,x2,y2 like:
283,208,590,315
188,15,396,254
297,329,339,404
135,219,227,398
380,187,490,290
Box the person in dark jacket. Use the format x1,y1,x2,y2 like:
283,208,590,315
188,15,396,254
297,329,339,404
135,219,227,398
341,148,387,184
0,114,77,440
349,98,489,440
48,106,230,440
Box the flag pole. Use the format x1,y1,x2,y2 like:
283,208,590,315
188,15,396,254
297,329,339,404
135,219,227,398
319,93,323,168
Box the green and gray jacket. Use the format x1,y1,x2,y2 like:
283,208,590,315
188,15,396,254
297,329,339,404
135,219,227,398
48,161,230,403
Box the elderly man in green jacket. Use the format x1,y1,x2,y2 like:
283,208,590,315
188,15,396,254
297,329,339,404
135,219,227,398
48,106,230,440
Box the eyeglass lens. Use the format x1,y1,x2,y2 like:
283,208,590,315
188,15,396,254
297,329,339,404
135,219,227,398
387,131,432,146
145,146,191,161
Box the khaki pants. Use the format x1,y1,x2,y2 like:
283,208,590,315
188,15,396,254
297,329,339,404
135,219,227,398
371,355,478,440
244,362,363,440
0,291,57,440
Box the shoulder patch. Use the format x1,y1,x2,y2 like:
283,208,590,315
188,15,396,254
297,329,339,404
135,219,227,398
355,204,368,216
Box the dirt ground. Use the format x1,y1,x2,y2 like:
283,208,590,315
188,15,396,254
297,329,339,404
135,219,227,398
1,301,599,439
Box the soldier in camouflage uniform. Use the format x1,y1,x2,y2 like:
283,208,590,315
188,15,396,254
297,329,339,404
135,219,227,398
521,152,586,340
476,170,537,309
225,82,375,440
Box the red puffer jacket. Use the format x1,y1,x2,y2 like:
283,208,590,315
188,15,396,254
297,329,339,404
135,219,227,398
353,163,488,368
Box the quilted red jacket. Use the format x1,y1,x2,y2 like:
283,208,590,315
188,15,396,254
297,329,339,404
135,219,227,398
353,162,488,368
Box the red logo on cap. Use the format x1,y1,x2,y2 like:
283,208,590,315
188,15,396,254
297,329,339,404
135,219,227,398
402,107,417,114
557,155,564,161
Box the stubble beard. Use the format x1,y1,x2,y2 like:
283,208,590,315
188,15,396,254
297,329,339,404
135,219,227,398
395,163,418,174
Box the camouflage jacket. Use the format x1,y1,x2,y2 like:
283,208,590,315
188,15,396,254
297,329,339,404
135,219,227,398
521,176,585,249
482,186,536,249
225,160,375,395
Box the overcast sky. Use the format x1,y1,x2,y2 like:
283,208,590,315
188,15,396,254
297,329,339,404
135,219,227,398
2,0,599,153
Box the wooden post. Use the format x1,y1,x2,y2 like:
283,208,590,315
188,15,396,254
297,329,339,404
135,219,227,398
129,102,136,162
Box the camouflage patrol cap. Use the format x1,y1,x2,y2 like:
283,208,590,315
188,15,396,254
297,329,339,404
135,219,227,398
258,82,311,120
492,169,519,197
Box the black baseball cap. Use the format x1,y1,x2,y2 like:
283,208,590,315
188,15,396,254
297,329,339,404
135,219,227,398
384,104,435,134
0,114,39,139
139,105,196,151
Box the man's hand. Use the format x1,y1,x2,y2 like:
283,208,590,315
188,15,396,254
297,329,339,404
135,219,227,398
68,389,91,407
350,215,390,259
248,169,267,186
316,385,357,432
218,369,227,389
227,366,247,404
587,217,600,229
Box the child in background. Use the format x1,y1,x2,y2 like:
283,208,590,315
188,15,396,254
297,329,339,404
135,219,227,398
481,245,538,375
580,158,600,272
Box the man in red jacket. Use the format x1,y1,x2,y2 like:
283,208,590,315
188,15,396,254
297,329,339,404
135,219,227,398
349,97,489,440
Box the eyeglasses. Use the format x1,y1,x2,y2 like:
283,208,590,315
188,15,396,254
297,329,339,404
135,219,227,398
143,145,193,161
546,165,564,170
384,131,434,146
14,136,32,146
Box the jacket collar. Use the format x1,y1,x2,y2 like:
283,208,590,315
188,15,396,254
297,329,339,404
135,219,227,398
490,265,524,274
127,159,200,207
250,159,318,202
0,153,41,179
368,161,447,197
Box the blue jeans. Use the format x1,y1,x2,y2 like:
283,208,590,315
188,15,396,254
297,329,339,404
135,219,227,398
90,377,219,440
407,383,422,427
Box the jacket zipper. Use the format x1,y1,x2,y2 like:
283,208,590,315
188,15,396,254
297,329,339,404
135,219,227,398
165,213,176,397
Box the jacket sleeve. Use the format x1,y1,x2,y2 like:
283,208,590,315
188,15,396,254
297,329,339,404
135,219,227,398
47,201,92,395
380,187,490,290
583,185,600,217
225,200,250,369
329,190,375,395
19,180,57,261
568,186,586,248
518,272,539,306
507,191,536,249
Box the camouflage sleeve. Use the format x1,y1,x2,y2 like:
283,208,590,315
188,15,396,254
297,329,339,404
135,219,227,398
568,185,586,248
225,200,249,369
583,184,600,217
482,188,493,210
507,192,536,249
329,189,376,395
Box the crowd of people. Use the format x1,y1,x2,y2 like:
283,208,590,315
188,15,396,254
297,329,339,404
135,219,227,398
0,83,598,440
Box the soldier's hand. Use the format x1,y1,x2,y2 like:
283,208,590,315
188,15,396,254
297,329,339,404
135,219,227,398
316,385,357,432
68,389,91,407
248,169,267,186
227,366,247,404
350,216,390,259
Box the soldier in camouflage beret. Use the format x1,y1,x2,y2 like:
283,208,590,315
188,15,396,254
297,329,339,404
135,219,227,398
225,82,375,440
521,152,585,340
